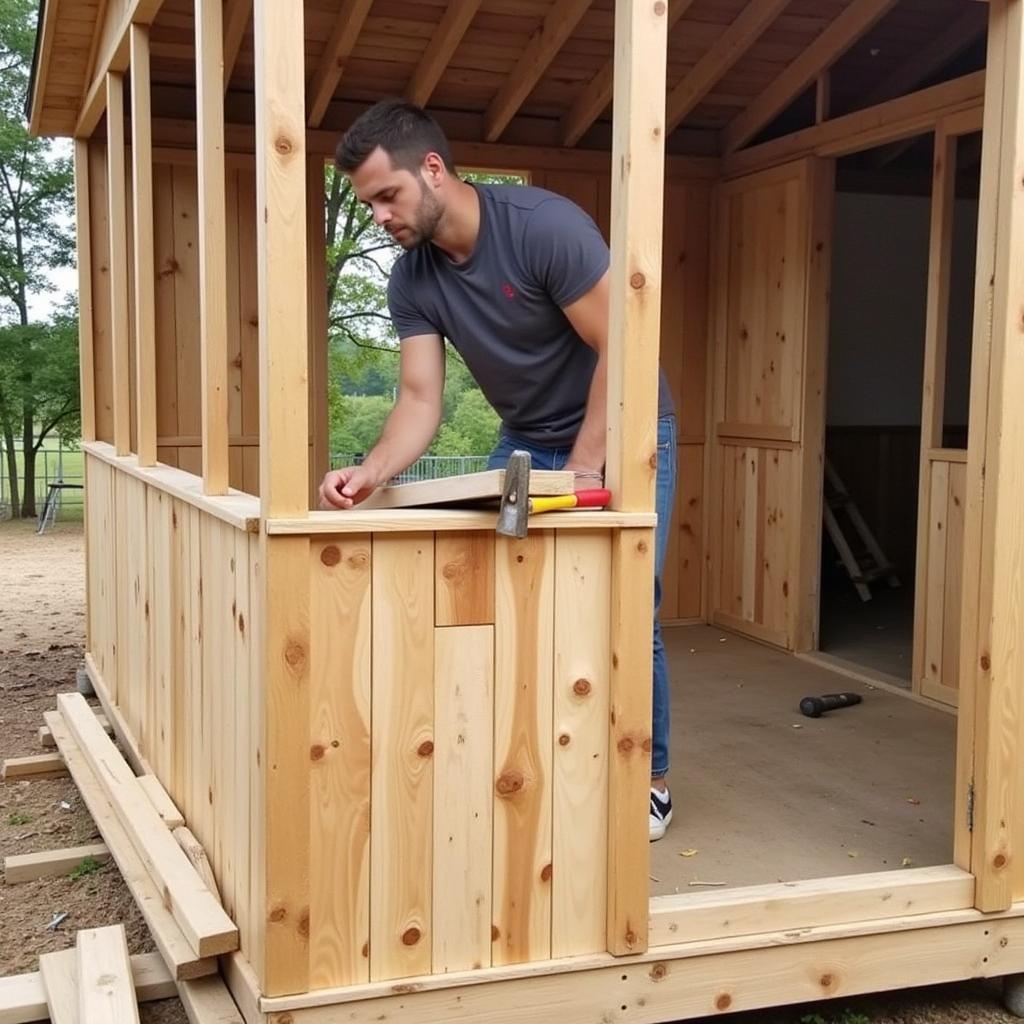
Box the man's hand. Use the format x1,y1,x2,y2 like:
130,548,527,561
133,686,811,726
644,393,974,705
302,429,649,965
319,465,380,510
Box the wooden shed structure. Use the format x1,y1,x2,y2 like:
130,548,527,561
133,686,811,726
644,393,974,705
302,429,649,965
26,0,1024,1020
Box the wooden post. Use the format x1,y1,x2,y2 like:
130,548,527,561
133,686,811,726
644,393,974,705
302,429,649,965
106,72,131,457
130,26,156,467
604,0,667,958
254,0,311,997
960,0,1024,910
74,141,96,444
910,123,956,693
196,0,230,494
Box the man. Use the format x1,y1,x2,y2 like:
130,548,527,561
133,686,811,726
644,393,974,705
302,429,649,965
319,100,677,841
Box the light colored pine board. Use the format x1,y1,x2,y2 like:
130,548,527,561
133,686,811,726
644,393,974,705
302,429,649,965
606,528,654,955
924,462,950,689
146,488,174,785
106,71,131,456
76,925,140,1023
605,0,667,513
137,774,185,829
306,159,330,506
130,24,156,466
940,462,966,703
432,625,494,973
0,969,48,1024
152,161,179,442
178,974,246,1023
87,140,114,444
741,447,759,621
260,533,311,994
552,531,610,957
40,714,111,750
246,532,267,980
370,534,435,981
230,527,252,949
38,947,77,1024
254,0,309,519
1,753,66,780
172,827,223,906
309,536,372,988
434,532,495,626
171,163,202,452
56,693,238,959
359,469,575,511
196,0,230,495
762,448,795,640
74,140,96,442
4,843,110,884
493,532,554,966
406,0,482,108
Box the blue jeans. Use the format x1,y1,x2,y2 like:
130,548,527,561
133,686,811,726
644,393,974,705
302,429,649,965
488,414,677,779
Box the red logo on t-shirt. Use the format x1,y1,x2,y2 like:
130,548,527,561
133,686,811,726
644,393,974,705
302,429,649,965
501,283,516,299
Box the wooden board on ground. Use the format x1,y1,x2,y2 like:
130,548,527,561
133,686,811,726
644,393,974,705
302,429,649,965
359,469,575,510
76,925,140,1022
5,843,110,884
177,975,246,1024
2,753,67,781
40,714,111,750
137,775,185,829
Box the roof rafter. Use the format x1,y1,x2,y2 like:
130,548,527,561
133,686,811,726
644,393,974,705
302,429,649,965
222,0,250,94
406,1,482,109
561,0,696,148
721,0,900,155
665,0,791,135
484,0,592,144
306,0,374,129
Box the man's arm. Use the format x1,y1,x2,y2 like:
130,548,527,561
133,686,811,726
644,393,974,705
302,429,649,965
319,334,445,509
561,269,609,481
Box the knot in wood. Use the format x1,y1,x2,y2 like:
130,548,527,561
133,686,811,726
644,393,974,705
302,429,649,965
442,561,462,581
573,678,592,696
642,737,652,753
981,654,991,671
630,272,646,289
649,963,667,981
637,540,648,554
540,863,552,882
238,612,246,634
310,744,325,761
417,740,434,758
994,853,1008,869
298,908,310,938
284,638,306,670
274,135,294,156
401,926,421,946
558,733,571,747
361,942,369,958
496,770,525,796
516,553,525,563
625,929,637,947
269,906,287,923
491,925,500,941
275,1015,294,1024
349,550,369,569
715,994,732,1011
618,736,635,754
649,452,658,470
320,545,341,566
819,973,834,989
653,0,666,14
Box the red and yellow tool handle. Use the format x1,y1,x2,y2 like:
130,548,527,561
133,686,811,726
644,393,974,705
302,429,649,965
528,489,611,514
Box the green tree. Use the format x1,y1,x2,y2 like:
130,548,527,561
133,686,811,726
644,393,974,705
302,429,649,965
0,0,77,517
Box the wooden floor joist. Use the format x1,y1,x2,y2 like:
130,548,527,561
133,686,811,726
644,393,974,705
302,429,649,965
1,752,66,781
4,843,111,884
0,951,175,1024
43,710,217,981
56,694,238,958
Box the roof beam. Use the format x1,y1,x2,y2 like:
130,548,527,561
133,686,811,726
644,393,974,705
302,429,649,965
223,0,250,93
306,0,374,128
484,0,592,143
406,0,482,109
665,0,790,134
720,0,900,155
75,0,167,138
561,0,695,147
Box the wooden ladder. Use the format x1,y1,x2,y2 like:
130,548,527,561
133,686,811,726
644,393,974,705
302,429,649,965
822,458,901,602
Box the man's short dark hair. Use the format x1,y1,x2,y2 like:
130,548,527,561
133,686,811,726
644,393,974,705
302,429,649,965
336,100,455,175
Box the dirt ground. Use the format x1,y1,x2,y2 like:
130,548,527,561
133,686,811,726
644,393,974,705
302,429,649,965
0,518,1020,1024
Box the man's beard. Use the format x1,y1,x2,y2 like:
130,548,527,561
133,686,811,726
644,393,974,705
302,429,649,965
395,180,443,249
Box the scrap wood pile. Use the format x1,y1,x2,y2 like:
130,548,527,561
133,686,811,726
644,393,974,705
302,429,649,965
1,693,244,1024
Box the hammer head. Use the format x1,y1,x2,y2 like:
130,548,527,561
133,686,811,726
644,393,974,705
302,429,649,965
496,450,531,538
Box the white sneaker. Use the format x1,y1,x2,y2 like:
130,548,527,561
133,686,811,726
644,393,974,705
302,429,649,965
649,786,673,842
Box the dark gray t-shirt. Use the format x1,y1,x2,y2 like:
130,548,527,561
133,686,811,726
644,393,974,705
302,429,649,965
388,183,674,447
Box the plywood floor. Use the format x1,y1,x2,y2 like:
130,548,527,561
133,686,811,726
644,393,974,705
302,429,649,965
650,625,956,897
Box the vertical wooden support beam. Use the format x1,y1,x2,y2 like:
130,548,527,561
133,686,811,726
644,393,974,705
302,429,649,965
74,141,96,443
254,0,311,996
130,26,156,467
307,160,329,504
911,124,957,690
961,0,1024,911
196,0,229,494
254,0,309,519
106,72,131,457
604,0,668,959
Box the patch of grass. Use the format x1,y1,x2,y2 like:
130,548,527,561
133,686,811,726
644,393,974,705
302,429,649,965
800,1012,871,1024
69,855,104,880
7,811,32,826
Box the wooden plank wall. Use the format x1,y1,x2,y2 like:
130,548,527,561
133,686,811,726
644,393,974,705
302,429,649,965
303,528,612,989
83,453,262,961
530,167,710,621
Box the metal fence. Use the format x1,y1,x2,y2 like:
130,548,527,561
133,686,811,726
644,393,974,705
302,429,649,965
330,452,490,484
0,443,85,522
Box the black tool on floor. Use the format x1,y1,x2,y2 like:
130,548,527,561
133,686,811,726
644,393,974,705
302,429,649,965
799,692,862,718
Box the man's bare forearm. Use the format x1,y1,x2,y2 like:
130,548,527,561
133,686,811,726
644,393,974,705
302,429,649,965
360,394,441,485
568,349,608,475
